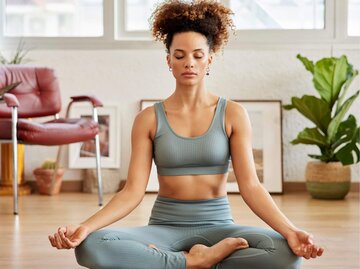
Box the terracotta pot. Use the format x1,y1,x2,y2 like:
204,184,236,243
33,168,64,195
305,161,351,199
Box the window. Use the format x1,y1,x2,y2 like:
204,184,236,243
4,0,103,37
348,0,360,36
229,0,325,30
0,0,358,49
125,0,158,31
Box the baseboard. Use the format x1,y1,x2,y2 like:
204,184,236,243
27,180,126,193
283,182,359,193
27,180,83,193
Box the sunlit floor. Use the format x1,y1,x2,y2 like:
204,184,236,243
0,191,359,269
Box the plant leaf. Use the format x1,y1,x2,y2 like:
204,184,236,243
333,115,360,165
0,81,22,97
290,95,331,133
327,90,360,143
335,127,360,165
332,114,357,149
336,69,359,113
297,54,314,74
282,104,295,110
308,154,329,162
291,127,327,146
313,56,349,108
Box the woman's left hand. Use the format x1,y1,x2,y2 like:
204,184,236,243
286,230,324,259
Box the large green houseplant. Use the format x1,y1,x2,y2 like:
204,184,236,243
284,54,359,199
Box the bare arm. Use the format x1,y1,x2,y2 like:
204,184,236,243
227,101,323,259
49,107,155,249
81,108,154,232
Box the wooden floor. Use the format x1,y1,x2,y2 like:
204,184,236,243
0,191,359,269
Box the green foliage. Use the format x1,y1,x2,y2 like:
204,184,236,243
41,160,58,170
0,39,31,64
284,54,360,165
0,81,22,100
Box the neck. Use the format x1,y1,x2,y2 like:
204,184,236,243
171,82,211,108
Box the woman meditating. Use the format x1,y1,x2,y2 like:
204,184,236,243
49,1,324,268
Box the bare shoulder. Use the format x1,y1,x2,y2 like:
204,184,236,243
132,105,157,139
225,100,250,126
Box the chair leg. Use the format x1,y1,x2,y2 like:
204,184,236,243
11,107,19,215
94,133,103,206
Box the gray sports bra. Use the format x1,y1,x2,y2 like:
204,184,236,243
153,97,230,176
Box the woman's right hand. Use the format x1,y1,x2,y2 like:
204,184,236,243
48,224,90,249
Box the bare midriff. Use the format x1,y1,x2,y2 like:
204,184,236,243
158,173,229,200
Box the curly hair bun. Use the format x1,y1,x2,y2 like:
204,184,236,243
150,0,234,53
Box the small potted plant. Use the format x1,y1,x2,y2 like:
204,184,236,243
283,54,359,199
0,38,31,64
33,160,64,195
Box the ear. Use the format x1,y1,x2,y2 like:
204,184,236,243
166,54,171,68
207,53,213,67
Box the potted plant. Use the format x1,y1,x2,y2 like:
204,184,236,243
283,54,359,199
0,38,31,64
33,160,64,195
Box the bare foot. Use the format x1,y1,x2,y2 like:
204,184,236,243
185,237,249,269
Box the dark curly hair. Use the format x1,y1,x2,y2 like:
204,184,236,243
150,0,235,54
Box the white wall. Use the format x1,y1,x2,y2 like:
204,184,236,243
3,45,360,182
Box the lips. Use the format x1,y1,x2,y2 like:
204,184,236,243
181,72,197,76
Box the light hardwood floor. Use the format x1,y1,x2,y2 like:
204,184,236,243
0,191,359,269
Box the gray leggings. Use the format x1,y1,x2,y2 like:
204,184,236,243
75,196,302,269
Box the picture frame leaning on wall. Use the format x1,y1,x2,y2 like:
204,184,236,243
68,105,120,169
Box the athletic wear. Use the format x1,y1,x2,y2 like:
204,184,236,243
75,196,301,269
153,97,230,176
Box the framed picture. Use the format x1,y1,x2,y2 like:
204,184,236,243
68,105,120,168
230,100,283,193
140,99,283,194
140,99,162,192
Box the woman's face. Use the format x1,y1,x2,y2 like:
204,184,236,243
167,31,212,86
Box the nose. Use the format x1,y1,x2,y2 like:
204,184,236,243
184,60,194,69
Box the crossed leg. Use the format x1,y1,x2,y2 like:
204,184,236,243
75,225,249,269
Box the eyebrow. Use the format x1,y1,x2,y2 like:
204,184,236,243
174,49,204,53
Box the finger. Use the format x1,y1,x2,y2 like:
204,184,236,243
63,236,80,248
61,230,80,248
317,247,324,256
58,226,67,234
54,232,67,249
311,246,318,258
303,245,312,259
51,233,61,249
48,235,57,248
59,230,72,249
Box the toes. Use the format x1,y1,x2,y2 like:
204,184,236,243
236,238,249,249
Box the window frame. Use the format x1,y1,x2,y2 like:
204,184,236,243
0,0,358,50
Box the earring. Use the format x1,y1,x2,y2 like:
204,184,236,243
169,67,172,72
206,66,210,76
